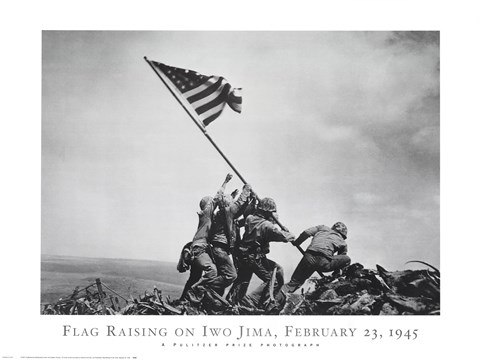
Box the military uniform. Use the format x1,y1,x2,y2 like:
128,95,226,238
208,184,252,295
284,224,351,293
187,190,226,293
176,241,202,300
229,212,295,307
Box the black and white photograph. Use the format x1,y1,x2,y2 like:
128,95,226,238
40,31,440,316
1,1,479,359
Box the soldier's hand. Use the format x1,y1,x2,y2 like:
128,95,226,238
243,183,252,192
271,211,279,222
230,189,239,199
292,236,302,245
214,192,223,202
283,232,296,243
225,173,233,182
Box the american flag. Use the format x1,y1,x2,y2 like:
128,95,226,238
150,61,242,127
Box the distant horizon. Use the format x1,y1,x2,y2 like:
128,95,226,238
41,252,177,264
41,252,438,272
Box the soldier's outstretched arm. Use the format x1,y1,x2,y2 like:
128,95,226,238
293,225,323,246
214,173,233,200
220,173,233,191
268,224,296,243
202,174,234,216
223,173,233,186
292,231,311,246
230,183,252,216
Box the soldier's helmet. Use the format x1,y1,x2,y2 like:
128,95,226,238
199,196,213,210
257,197,277,212
332,222,348,239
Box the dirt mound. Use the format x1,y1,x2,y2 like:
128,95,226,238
41,262,440,315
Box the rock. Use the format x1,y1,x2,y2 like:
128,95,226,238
327,291,379,315
280,293,305,315
319,289,338,300
376,265,440,299
379,302,400,315
344,263,364,279
384,293,435,314
404,277,440,300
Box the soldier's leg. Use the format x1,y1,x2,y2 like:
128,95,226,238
269,259,284,288
210,246,237,295
227,256,254,304
186,251,218,304
325,254,351,272
191,250,218,288
265,259,286,310
244,257,278,307
283,253,318,293
180,267,202,300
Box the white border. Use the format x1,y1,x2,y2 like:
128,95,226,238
1,1,479,359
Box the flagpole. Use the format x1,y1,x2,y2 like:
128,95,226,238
144,57,248,184
145,57,307,257
144,57,206,135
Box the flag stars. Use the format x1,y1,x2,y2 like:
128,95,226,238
151,63,242,126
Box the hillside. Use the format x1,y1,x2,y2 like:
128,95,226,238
42,258,440,315
41,254,187,304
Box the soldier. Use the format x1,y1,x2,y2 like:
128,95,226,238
208,183,252,295
283,222,351,293
184,174,232,303
229,197,295,308
176,241,202,301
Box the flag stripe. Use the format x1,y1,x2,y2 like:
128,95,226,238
227,88,242,113
187,77,224,104
229,102,242,113
230,94,241,103
195,85,231,115
202,111,223,126
183,77,218,98
203,115,220,126
198,102,226,121
190,81,229,110
151,61,242,127
183,76,217,98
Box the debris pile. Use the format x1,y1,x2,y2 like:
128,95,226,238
42,280,183,315
42,262,440,315
281,262,440,315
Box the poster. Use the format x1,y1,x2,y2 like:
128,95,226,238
0,1,478,359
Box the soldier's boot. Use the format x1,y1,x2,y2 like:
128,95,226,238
331,265,350,278
331,269,342,278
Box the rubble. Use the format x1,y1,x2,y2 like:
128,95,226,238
42,262,440,315
290,262,440,315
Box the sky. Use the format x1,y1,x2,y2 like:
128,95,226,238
41,31,439,274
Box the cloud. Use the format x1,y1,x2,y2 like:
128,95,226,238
388,31,440,49
353,192,384,206
411,126,440,155
313,124,359,143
